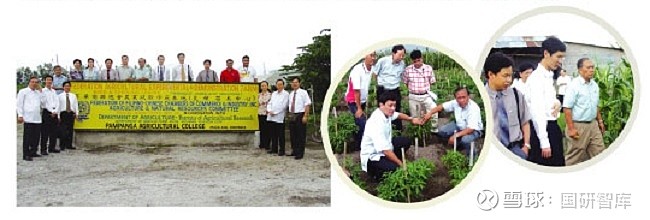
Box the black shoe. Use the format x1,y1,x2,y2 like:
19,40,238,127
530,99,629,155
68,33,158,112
277,153,285,156
68,147,77,150
267,151,274,154
51,150,60,153
286,154,295,157
31,154,42,157
41,152,49,156
23,156,33,161
60,148,65,151
294,156,303,160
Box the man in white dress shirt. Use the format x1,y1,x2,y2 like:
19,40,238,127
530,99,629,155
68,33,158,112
423,87,484,156
527,36,566,166
360,92,423,181
57,81,79,151
17,76,45,161
345,52,376,151
171,53,194,82
266,79,290,156
287,77,312,160
40,75,60,155
153,55,170,81
238,55,257,83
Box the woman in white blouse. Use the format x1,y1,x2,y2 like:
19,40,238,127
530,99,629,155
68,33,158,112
258,81,272,150
512,62,535,107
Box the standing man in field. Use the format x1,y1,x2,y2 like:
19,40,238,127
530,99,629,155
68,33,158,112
402,49,438,133
484,52,532,159
40,75,60,155
563,58,605,165
374,44,406,131
287,77,312,160
345,52,376,151
57,81,79,151
267,79,289,156
17,76,45,161
527,36,566,166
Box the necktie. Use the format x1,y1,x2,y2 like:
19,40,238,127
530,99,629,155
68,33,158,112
291,91,296,113
206,70,209,81
66,93,71,112
496,92,510,147
107,69,111,80
181,65,186,81
159,66,164,81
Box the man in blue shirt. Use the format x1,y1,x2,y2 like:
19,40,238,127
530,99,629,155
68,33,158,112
563,58,605,165
374,44,406,131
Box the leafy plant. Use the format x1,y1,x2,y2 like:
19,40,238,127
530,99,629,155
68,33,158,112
441,150,471,186
595,58,634,146
328,111,358,154
377,159,436,203
343,156,366,190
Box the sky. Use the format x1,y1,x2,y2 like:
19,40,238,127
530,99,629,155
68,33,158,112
12,1,328,78
502,12,619,47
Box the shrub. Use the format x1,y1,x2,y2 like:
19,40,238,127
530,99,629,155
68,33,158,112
328,111,358,154
441,150,471,186
377,159,436,203
595,58,634,146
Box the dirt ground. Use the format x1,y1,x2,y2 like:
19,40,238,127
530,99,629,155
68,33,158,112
16,124,330,207
334,118,483,202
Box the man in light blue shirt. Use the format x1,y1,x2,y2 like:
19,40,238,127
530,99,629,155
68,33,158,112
562,58,605,165
52,65,67,95
133,58,152,81
424,87,483,156
374,44,406,131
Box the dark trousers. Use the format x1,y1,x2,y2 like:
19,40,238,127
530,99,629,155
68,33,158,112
59,112,75,149
347,102,366,151
377,86,402,131
366,136,412,180
23,123,41,158
528,120,565,166
289,112,307,158
269,121,286,155
40,109,57,153
258,115,271,149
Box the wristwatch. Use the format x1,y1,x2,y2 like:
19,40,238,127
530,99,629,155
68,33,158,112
524,143,531,149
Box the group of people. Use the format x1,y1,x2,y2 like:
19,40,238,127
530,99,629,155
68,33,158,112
62,53,258,83
485,36,605,167
346,44,484,181
17,67,79,161
258,77,313,160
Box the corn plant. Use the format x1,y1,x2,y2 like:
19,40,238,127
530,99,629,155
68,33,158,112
441,150,472,187
328,111,358,154
595,58,634,146
377,159,436,203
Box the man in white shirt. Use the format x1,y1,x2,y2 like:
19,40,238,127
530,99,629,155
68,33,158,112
40,75,60,155
287,77,312,160
133,58,152,81
238,55,257,83
153,55,170,81
345,52,376,151
527,36,566,166
424,87,484,156
116,55,135,81
17,76,45,161
100,58,116,81
57,81,79,151
266,79,290,156
556,68,571,112
171,53,194,82
374,44,406,131
360,92,423,181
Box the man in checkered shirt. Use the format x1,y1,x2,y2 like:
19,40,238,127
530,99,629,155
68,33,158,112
402,49,438,132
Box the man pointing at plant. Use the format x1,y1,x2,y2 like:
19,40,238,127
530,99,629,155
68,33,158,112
360,92,423,181
563,58,605,165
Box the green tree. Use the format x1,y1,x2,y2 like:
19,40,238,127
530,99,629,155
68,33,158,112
282,29,331,112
